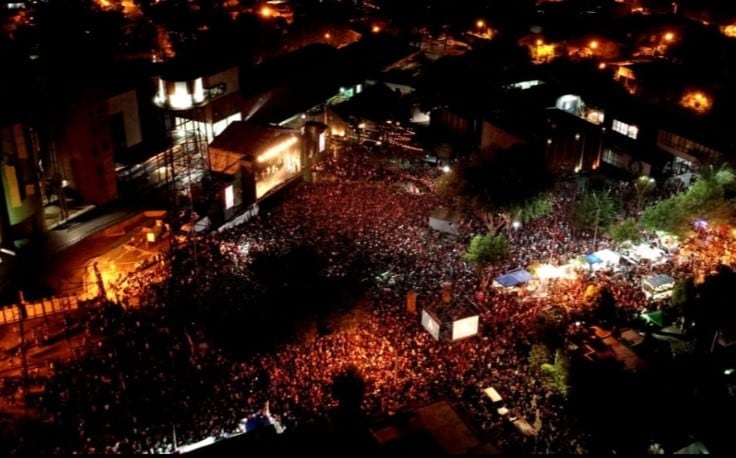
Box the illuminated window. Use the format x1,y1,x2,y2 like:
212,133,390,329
612,119,638,139
585,109,605,125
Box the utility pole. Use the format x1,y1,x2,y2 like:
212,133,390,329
17,290,29,416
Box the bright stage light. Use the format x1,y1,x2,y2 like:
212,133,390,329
257,137,298,163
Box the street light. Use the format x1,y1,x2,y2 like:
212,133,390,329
574,132,585,173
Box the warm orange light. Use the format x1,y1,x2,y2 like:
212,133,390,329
257,137,299,163
477,20,485,28
324,32,331,39
531,40,556,64
589,40,599,49
679,90,712,114
372,25,380,33
598,62,607,69
260,5,272,17
664,31,675,42
722,24,736,37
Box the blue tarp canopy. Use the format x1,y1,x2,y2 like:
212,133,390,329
494,269,533,287
585,253,602,264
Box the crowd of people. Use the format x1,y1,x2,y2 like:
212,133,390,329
5,138,736,455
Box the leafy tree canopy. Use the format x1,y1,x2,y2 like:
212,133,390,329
641,164,736,235
463,233,510,266
570,189,619,231
607,218,643,244
442,144,555,215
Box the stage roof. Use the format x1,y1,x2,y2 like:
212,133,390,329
494,269,533,287
209,121,299,160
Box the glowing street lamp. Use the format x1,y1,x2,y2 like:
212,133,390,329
372,25,381,33
664,31,675,42
589,40,599,50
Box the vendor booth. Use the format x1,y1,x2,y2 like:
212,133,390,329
494,268,533,288
642,273,676,300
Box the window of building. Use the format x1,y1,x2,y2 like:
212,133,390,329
612,119,639,139
602,148,629,169
657,130,720,162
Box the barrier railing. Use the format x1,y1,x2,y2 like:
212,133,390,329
0,296,80,326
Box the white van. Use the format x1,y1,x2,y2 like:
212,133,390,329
483,387,510,416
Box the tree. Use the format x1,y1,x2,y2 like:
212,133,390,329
583,284,617,324
671,278,697,323
540,356,570,398
641,164,736,236
570,188,619,236
442,144,555,232
514,193,554,223
463,233,509,267
689,265,736,353
640,195,690,235
432,141,456,164
534,304,569,348
529,343,569,397
633,175,657,211
607,218,643,244
331,365,366,412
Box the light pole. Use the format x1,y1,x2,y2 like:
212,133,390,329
574,132,585,173
592,193,601,251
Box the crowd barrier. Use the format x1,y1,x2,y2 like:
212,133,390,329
0,295,80,326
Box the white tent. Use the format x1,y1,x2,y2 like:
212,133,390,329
633,243,665,262
429,207,461,235
593,249,621,265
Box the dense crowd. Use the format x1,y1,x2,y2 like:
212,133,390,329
6,138,736,455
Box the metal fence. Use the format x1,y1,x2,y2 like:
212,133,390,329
0,296,80,326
